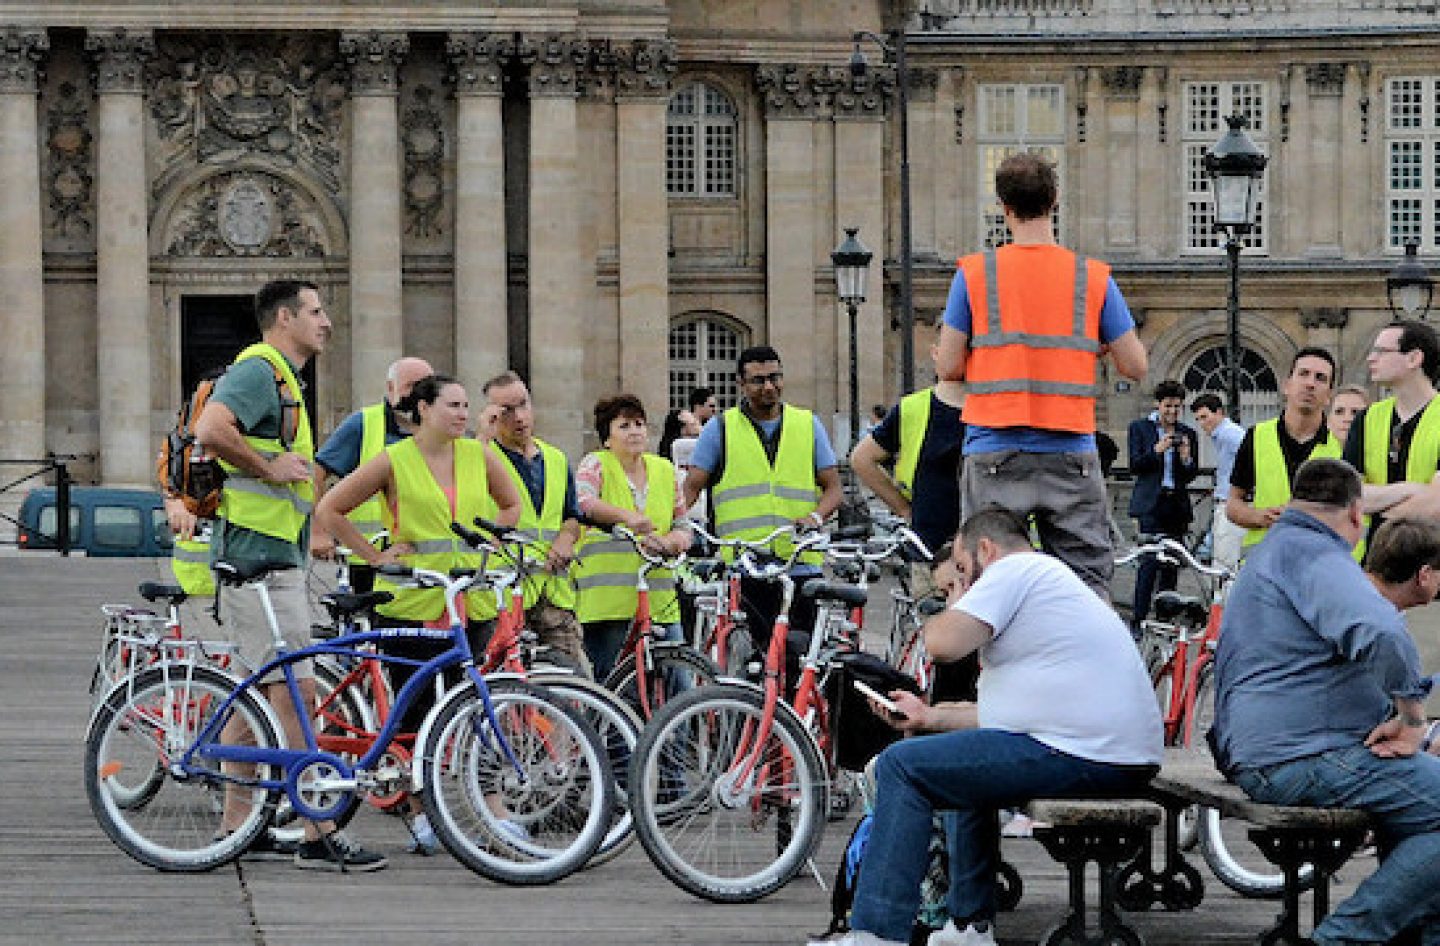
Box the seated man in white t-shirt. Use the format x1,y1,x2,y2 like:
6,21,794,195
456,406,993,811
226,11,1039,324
811,508,1163,946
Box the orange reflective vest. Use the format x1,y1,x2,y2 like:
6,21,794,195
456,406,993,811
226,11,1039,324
958,245,1109,434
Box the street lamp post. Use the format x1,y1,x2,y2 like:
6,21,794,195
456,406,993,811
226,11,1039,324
1388,240,1435,320
1204,114,1268,419
850,28,915,396
832,227,873,449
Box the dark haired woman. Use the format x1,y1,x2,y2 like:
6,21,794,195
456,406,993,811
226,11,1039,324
574,394,693,680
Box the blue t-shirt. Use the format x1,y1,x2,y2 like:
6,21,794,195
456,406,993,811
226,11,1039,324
315,402,407,477
689,408,837,576
940,265,1136,455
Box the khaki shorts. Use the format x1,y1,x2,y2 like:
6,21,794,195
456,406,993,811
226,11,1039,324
219,566,313,684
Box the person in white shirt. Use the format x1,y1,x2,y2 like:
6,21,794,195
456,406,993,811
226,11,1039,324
1190,392,1247,571
811,508,1162,946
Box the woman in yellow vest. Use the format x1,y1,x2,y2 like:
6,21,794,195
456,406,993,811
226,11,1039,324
316,373,521,852
574,394,693,680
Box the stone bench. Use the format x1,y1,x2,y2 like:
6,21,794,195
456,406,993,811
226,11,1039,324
1018,797,1166,946
1145,750,1370,946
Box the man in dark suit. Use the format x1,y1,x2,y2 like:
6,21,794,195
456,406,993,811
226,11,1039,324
1128,379,1200,628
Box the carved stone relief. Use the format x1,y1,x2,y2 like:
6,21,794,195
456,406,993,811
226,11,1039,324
86,29,152,94
1305,63,1346,98
164,169,327,258
612,39,677,99
46,81,93,238
447,32,512,97
342,31,409,96
148,35,348,198
0,27,47,93
519,35,586,99
402,84,445,237
1101,65,1144,100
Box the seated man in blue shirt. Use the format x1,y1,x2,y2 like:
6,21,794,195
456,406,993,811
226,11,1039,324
1211,457,1440,946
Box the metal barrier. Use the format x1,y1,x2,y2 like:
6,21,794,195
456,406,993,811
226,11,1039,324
0,455,81,555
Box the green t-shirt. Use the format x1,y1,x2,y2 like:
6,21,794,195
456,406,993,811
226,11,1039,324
209,354,310,569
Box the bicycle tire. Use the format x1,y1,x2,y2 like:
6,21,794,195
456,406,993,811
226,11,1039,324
85,665,283,871
419,676,613,885
604,643,718,724
529,672,642,867
628,683,828,903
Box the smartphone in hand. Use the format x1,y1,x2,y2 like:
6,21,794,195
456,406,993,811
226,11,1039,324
853,679,907,720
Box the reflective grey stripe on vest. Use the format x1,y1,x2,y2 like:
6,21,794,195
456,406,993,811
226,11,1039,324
969,248,1098,353
224,475,314,515
965,378,1098,397
581,538,636,557
350,519,386,537
410,539,461,555
713,482,815,504
717,513,794,535
173,545,210,564
575,573,675,593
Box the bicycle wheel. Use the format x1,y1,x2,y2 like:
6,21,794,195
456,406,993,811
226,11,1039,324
419,676,613,885
605,642,717,724
530,672,642,867
629,684,828,903
85,665,282,871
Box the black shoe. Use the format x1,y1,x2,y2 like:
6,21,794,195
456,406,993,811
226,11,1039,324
293,832,389,873
240,830,299,862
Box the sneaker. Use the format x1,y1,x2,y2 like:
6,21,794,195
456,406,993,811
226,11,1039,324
1000,813,1036,838
406,816,440,856
928,920,997,946
239,830,298,862
806,931,907,946
293,832,389,873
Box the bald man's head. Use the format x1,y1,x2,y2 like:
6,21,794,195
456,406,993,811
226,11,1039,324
385,357,433,406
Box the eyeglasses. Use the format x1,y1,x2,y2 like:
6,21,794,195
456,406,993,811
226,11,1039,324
743,372,784,387
1370,346,1404,357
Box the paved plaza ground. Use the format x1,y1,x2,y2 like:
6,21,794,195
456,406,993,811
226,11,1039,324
0,556,1387,945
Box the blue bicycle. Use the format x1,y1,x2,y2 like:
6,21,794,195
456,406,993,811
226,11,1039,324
85,548,615,884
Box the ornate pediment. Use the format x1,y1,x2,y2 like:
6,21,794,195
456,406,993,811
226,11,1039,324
163,169,328,258
148,35,347,198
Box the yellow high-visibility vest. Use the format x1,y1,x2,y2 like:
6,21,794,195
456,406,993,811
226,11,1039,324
1242,418,1342,549
488,438,577,610
711,405,821,567
574,451,679,624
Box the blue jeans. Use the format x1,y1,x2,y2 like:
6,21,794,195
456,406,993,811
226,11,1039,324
849,729,1156,942
582,619,683,682
1234,745,1440,946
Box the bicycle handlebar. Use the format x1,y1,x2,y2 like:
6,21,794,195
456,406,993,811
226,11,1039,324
1114,536,1232,580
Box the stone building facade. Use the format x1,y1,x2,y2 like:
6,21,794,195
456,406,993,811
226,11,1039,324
0,1,1437,485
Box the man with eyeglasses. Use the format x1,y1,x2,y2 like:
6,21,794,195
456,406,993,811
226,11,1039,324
1343,321,1440,535
683,345,844,658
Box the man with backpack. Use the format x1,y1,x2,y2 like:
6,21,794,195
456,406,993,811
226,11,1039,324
194,279,386,872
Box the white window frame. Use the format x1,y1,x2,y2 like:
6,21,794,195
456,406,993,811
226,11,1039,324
975,83,1066,248
668,314,746,412
667,81,739,199
1385,76,1440,254
1181,80,1269,255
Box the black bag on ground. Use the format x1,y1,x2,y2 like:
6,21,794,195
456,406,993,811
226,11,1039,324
826,651,923,772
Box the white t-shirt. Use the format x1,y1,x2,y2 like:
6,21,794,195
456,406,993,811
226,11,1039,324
958,552,1162,766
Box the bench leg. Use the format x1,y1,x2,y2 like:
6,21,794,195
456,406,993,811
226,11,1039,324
1116,801,1205,912
1249,828,1365,946
1034,825,1150,946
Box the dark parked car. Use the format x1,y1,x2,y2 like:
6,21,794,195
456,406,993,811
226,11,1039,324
17,487,173,557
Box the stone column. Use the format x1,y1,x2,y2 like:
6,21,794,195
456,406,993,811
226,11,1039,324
0,29,48,466
524,36,586,457
833,68,888,442
1342,62,1376,256
341,31,408,398
1137,67,1169,258
1304,63,1346,256
756,65,821,399
614,40,675,419
88,29,153,486
907,70,939,262
1101,66,1143,251
448,33,510,394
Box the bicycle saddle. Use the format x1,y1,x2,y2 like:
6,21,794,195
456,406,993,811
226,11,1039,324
212,560,297,586
799,578,868,607
1152,591,1208,627
137,582,188,606
320,590,394,620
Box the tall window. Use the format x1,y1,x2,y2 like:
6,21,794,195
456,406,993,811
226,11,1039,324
1183,345,1280,433
976,83,1065,247
667,81,738,198
669,315,745,411
1182,81,1268,253
1386,77,1440,252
